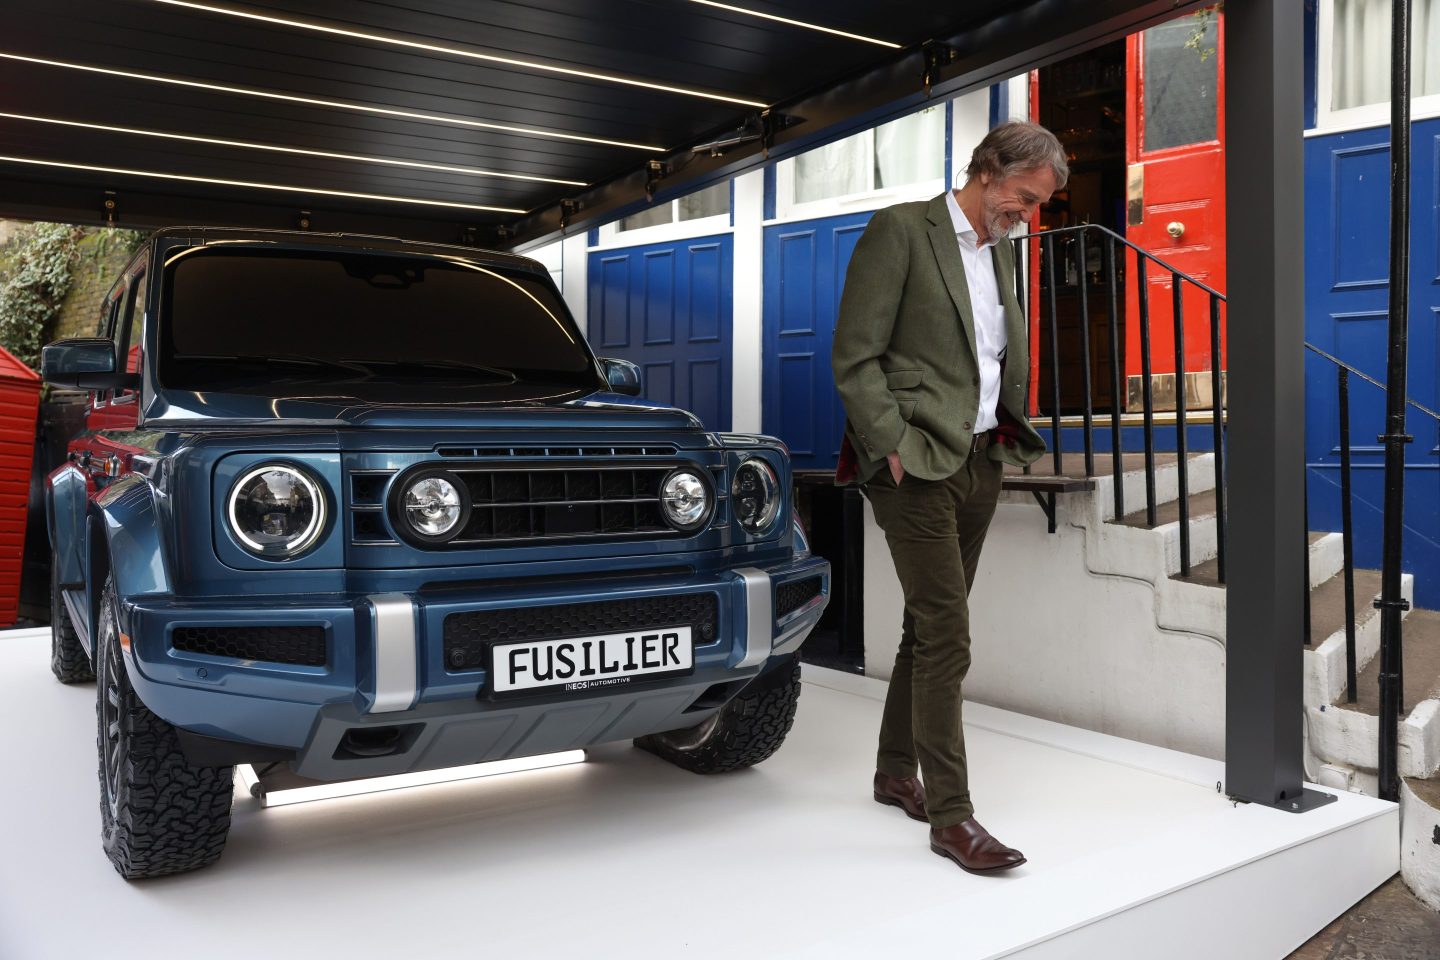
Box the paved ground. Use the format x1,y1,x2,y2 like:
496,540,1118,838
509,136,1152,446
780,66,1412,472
1288,877,1440,959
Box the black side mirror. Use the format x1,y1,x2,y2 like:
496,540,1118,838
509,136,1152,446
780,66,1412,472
600,358,643,397
40,338,139,391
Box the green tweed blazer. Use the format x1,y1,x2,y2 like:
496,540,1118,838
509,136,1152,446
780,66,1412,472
831,193,1047,483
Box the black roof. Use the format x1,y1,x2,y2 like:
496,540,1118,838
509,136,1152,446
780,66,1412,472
0,0,1192,249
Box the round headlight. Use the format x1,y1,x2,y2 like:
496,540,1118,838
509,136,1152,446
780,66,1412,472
660,470,712,532
733,458,781,534
227,464,327,558
396,470,470,544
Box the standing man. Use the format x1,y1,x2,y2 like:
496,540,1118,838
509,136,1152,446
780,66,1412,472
831,120,1066,874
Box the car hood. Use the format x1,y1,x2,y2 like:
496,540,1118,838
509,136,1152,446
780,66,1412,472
144,383,704,431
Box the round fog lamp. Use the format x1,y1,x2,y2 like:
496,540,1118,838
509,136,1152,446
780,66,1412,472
404,475,463,538
660,471,711,532
733,459,780,534
228,465,326,558
397,472,469,546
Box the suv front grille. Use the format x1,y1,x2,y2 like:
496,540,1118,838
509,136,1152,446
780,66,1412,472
172,625,326,666
775,576,823,619
443,593,720,671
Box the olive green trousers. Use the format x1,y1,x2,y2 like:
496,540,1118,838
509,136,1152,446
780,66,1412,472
862,450,1004,829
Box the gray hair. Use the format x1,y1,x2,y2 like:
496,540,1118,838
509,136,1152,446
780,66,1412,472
965,120,1069,189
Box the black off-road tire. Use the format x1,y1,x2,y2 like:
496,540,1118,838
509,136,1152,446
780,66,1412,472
96,576,234,879
636,657,802,774
50,564,94,684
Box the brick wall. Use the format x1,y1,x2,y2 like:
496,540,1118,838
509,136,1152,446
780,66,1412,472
52,231,137,340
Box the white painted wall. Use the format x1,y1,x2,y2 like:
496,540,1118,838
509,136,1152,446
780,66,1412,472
863,493,1226,761
560,233,588,335
731,170,764,433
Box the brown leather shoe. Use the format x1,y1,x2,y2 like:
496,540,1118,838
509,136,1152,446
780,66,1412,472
929,818,1026,873
873,771,928,822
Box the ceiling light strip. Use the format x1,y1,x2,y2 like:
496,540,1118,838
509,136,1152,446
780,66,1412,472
686,0,901,48
0,52,663,152
0,112,587,187
0,154,527,214
149,0,770,108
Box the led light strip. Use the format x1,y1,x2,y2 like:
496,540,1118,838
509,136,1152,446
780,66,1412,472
687,0,900,48
0,52,663,152
0,154,528,213
236,750,587,808
0,112,587,187
149,0,769,108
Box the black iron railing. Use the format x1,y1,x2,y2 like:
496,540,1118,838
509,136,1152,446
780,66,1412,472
1025,223,1227,581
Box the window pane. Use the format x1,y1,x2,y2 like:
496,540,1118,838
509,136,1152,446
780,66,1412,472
874,106,945,189
122,272,146,375
619,204,673,231
677,181,730,221
1142,13,1218,152
793,130,872,203
1334,0,1440,109
161,249,596,396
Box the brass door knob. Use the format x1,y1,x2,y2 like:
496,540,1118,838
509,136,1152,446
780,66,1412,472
1166,221,1185,239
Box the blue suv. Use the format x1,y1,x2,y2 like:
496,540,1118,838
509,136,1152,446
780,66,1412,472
42,228,829,879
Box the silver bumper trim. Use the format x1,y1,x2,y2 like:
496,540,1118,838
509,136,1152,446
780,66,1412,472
369,593,417,713
734,567,772,669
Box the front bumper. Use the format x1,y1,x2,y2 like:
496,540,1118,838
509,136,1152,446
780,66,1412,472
123,555,829,780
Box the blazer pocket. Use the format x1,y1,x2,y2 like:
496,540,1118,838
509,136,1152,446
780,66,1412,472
898,398,919,421
884,368,924,390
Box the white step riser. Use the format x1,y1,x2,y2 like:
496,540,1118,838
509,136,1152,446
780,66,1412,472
1307,696,1440,779
1304,574,1414,707
1309,533,1346,588
1087,452,1218,525
1401,780,1440,912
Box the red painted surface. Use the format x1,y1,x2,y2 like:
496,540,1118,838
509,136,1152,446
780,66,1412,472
1123,12,1227,393
0,347,41,628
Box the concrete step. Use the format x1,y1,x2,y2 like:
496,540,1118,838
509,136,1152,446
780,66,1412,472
1176,533,1345,591
1308,606,1440,779
1401,775,1440,911
1302,567,1400,707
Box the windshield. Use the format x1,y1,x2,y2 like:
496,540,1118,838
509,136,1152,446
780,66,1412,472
158,246,600,395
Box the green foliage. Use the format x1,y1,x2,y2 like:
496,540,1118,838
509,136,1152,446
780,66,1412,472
0,222,85,368
0,223,146,369
1185,6,1221,63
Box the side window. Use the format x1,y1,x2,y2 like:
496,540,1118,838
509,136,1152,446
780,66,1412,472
116,270,146,398
94,287,125,406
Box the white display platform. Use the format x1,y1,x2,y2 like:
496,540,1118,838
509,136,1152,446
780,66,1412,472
0,627,1397,959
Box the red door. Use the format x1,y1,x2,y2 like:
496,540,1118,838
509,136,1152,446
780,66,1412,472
1124,8,1226,411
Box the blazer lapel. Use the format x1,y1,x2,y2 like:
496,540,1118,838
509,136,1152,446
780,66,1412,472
925,194,979,366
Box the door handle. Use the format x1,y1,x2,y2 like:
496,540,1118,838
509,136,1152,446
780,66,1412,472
1166,221,1186,240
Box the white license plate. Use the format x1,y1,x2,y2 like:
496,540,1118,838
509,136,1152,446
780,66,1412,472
491,626,694,694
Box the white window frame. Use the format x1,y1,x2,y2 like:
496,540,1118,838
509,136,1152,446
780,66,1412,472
590,189,732,251
770,106,948,224
1314,0,1440,134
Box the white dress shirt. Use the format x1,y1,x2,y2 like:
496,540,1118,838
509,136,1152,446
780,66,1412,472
944,190,1006,434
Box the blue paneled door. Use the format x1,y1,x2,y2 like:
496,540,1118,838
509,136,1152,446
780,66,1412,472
1303,118,1440,606
588,235,733,431
761,212,874,472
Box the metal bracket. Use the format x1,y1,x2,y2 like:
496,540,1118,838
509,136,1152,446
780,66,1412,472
296,209,312,231
1376,432,1414,444
102,190,117,225
921,41,960,97
1373,596,1412,612
644,159,669,200
491,224,514,245
1226,786,1338,814
559,198,582,230
1030,491,1057,534
688,111,798,160
458,226,480,246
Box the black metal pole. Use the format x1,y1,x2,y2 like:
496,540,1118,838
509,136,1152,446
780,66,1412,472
1339,367,1358,703
1377,0,1414,805
1107,235,1125,519
1078,229,1096,477
1210,294,1227,584
1138,256,1157,526
1045,233,1064,476
1224,0,1327,813
1173,274,1190,576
